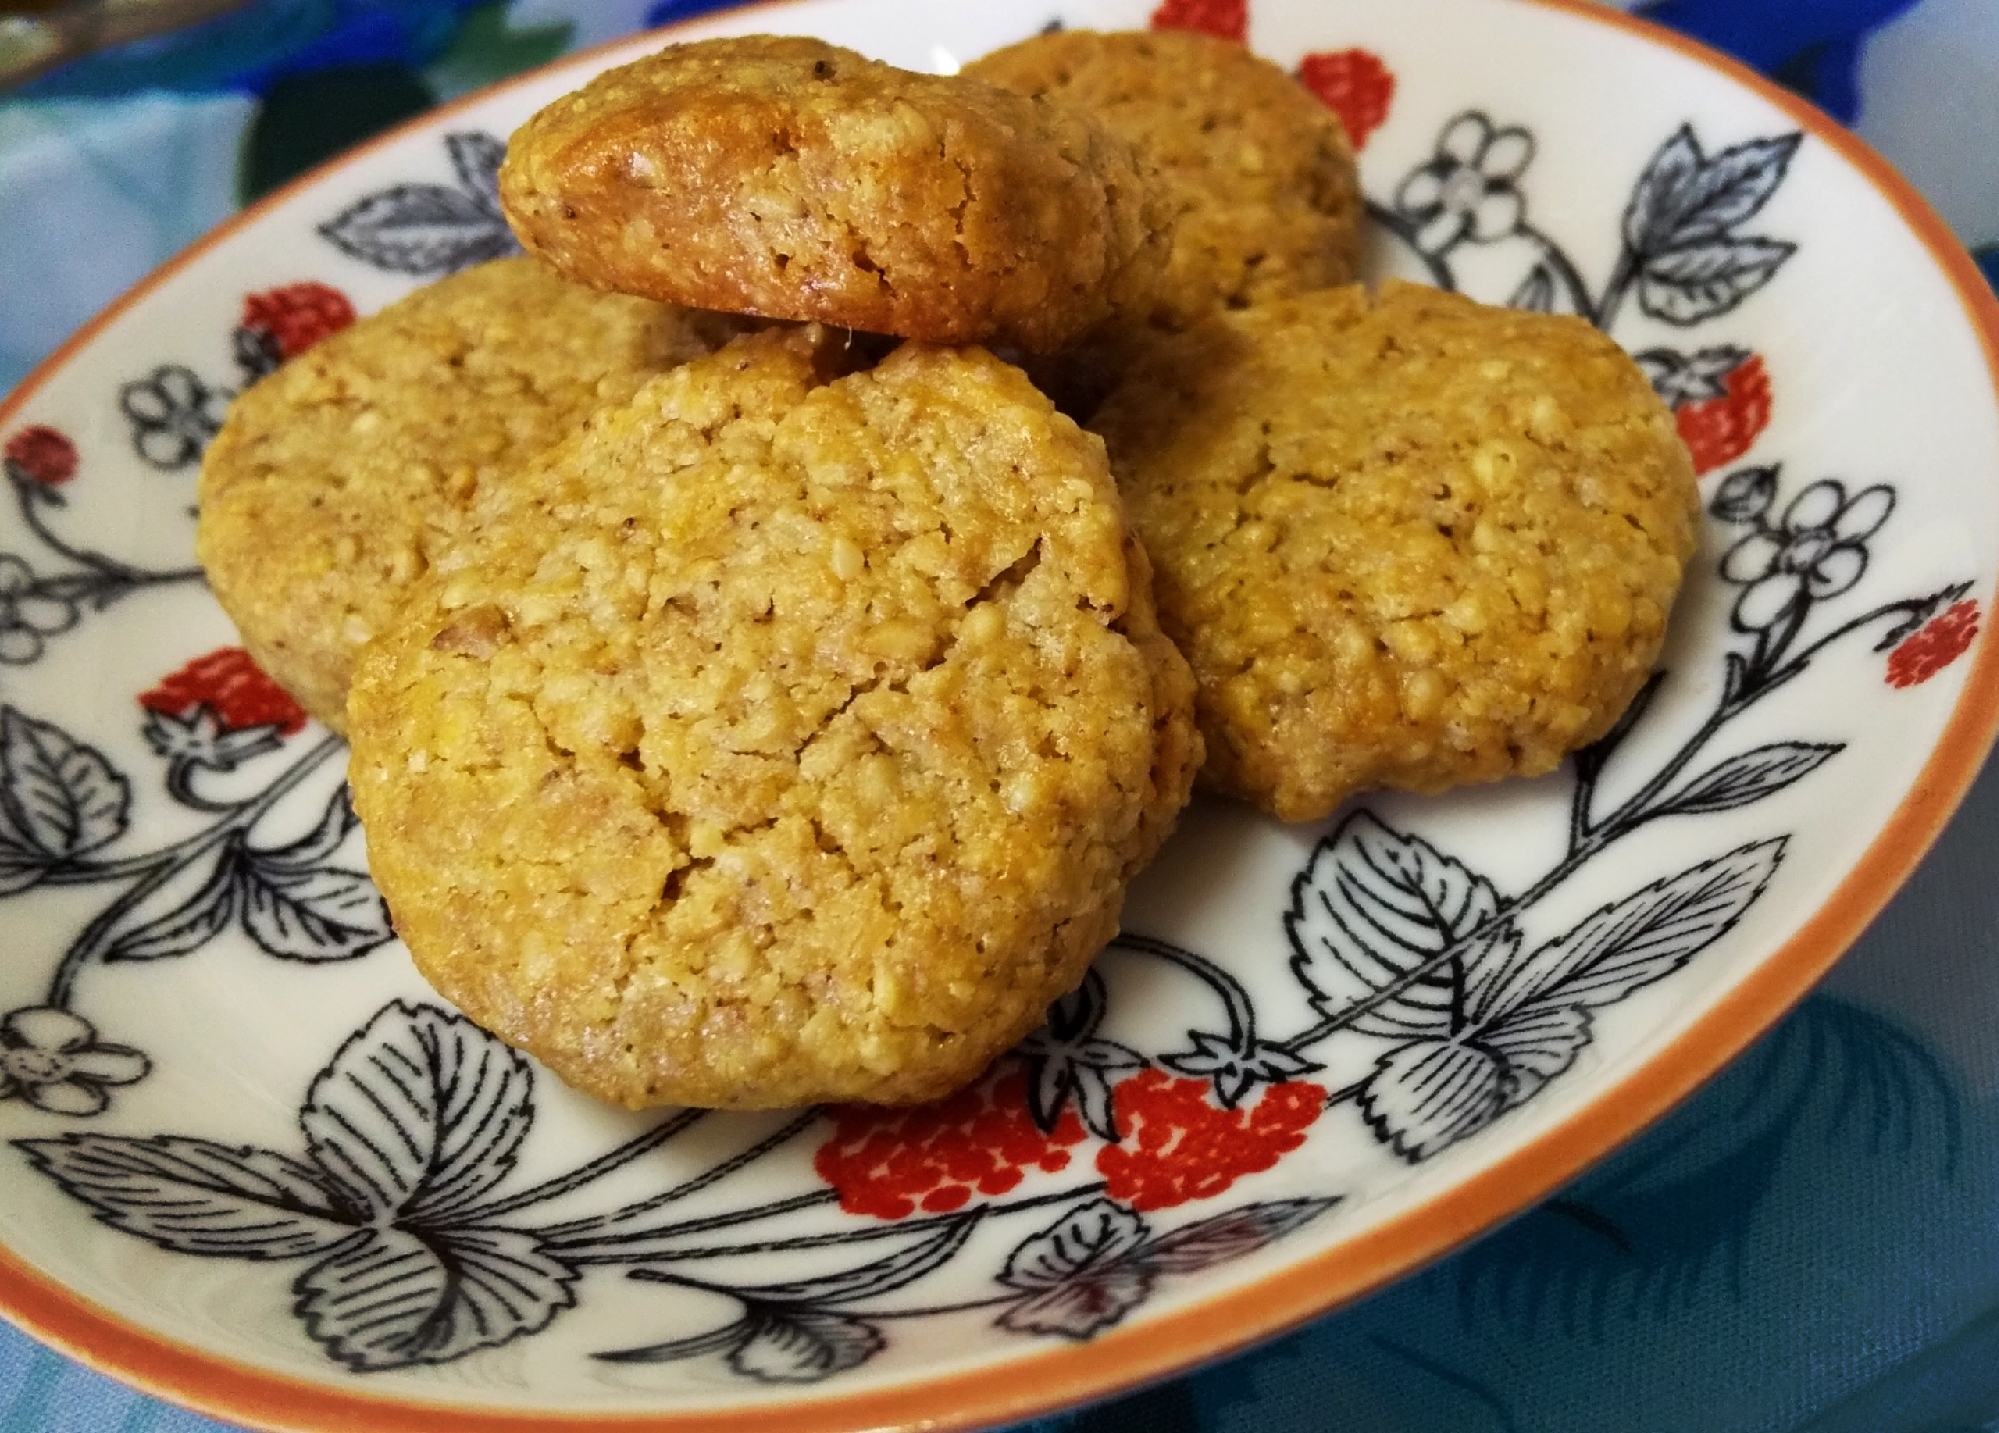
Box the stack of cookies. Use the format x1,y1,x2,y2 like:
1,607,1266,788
195,28,1698,1113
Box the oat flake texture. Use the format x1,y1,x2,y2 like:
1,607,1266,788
1091,281,1700,823
196,256,744,731
347,327,1200,1109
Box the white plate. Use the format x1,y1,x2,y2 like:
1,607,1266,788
2,1,1996,1428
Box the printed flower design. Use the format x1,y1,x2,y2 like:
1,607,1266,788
1887,600,1981,688
1638,348,1773,476
1148,0,1245,42
1394,113,1533,257
1297,49,1395,151
1719,479,1893,633
140,647,307,737
815,1064,1089,1220
235,282,357,381
140,648,309,774
0,554,80,664
118,364,230,470
1096,1070,1323,1211
4,426,78,487
817,1060,1325,1221
0,1007,148,1115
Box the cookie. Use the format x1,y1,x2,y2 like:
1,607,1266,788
1090,281,1700,823
195,256,745,731
346,327,1201,1110
966,27,1362,332
498,34,1168,353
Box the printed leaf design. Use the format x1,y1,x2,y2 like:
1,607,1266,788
0,841,55,896
1472,1005,1596,1105
995,1196,1339,1339
1471,838,1786,1020
319,184,516,274
1509,261,1557,313
725,1217,979,1305
1636,344,1749,405
1623,128,1801,256
595,1319,750,1366
1030,1040,1139,1140
1709,464,1781,524
1001,1198,1150,1292
241,863,394,961
1573,671,1664,788
1637,236,1795,326
998,1198,1155,1340
102,850,239,963
1138,1198,1340,1275
1019,971,1142,1138
22,1006,578,1373
318,135,518,276
1286,812,1502,1036
301,1002,533,1224
1619,127,1800,326
446,131,506,208
1357,1006,1601,1159
1654,743,1842,817
295,1223,577,1372
0,708,128,860
1358,840,1786,1162
256,784,363,871
14,1135,353,1259
597,1306,887,1382
1359,1040,1509,1160
1160,1031,1323,1109
729,1309,886,1383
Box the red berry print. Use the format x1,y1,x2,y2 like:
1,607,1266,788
3,426,78,486
815,1064,1089,1220
1096,1069,1324,1212
239,282,356,362
1887,600,1981,688
1297,50,1395,151
1675,353,1772,476
139,648,307,735
1149,0,1246,43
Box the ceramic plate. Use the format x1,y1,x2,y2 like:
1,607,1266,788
2,0,1996,1428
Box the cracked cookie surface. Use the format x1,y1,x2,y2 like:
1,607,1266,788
498,34,1168,353
196,256,743,731
1090,281,1700,823
347,327,1200,1109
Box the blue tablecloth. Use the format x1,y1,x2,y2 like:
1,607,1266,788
5,2,1999,1429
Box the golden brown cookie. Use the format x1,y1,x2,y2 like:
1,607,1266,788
195,256,745,731
498,34,1168,353
966,27,1362,331
347,327,1200,1110
1090,281,1700,823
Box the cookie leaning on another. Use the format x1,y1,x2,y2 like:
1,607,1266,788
1091,280,1701,824
195,256,747,731
499,34,1170,353
347,326,1201,1110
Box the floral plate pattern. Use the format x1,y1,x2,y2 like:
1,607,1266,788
1,0,1997,1429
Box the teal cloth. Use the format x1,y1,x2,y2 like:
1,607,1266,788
5,3,1999,1429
